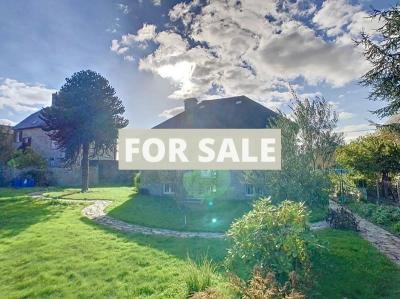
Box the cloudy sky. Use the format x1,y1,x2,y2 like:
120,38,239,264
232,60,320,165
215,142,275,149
0,0,395,140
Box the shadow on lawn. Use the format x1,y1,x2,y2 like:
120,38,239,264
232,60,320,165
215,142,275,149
80,216,229,263
0,195,63,238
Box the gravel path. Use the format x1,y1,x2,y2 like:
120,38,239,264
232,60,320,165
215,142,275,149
330,200,400,266
30,193,328,239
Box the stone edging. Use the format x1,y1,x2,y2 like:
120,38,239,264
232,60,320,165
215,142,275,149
30,192,328,239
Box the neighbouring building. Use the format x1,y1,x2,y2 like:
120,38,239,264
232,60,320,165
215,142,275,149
12,93,132,186
140,95,279,200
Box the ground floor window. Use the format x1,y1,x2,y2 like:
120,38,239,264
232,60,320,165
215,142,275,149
245,184,255,196
163,183,175,194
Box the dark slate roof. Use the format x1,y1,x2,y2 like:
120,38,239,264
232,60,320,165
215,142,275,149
13,110,45,130
154,96,278,129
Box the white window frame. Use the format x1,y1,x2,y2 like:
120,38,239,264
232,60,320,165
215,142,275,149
163,183,175,195
245,184,255,196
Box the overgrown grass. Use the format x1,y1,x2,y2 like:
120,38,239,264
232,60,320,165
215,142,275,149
184,257,218,294
1,188,400,298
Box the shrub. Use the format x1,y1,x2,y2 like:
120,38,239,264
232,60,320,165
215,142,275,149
185,257,217,295
392,222,400,234
189,288,228,299
326,207,358,231
8,148,46,170
230,267,305,299
226,198,318,282
20,169,55,186
133,172,141,190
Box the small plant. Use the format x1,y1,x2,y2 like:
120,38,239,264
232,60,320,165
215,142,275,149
326,207,358,231
392,222,400,234
185,257,217,295
189,288,228,299
226,198,318,283
230,267,305,299
133,172,141,190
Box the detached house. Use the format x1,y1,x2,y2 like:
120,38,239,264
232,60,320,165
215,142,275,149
140,96,278,200
12,93,131,186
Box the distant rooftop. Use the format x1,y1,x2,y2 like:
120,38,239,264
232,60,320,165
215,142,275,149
154,95,278,129
13,110,45,130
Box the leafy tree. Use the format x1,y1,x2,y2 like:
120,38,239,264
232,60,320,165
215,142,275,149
290,94,343,170
0,129,14,165
8,148,46,170
244,95,342,207
357,6,400,118
41,70,128,192
336,131,400,199
226,198,317,283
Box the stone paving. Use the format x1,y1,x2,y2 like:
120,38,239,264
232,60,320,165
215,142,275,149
330,200,400,266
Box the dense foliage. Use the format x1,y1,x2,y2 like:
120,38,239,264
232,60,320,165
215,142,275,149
0,129,13,165
336,131,400,199
230,268,304,299
357,6,400,118
348,201,400,235
226,198,318,283
244,95,342,208
8,148,46,170
41,70,128,191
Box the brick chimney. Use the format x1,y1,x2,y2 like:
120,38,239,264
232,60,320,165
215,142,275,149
184,98,198,112
51,92,59,106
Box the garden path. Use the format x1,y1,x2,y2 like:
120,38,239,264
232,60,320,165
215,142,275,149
330,200,400,265
29,192,328,239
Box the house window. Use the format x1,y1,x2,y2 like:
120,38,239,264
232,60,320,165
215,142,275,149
163,183,175,194
14,131,22,143
200,170,217,178
245,184,255,196
209,184,217,193
22,137,31,146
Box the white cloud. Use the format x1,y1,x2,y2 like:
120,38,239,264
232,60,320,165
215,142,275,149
336,123,375,142
338,111,354,120
152,0,161,6
0,78,56,112
158,106,184,118
112,0,376,105
0,118,16,126
117,3,130,14
313,0,381,38
111,24,157,55
124,55,135,62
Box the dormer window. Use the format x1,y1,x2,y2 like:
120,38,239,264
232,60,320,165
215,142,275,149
235,100,242,104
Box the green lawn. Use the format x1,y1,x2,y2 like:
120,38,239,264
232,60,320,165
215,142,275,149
2,187,399,298
44,187,326,232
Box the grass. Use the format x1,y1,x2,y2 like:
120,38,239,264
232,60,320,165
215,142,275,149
311,230,400,299
1,187,400,298
44,187,326,232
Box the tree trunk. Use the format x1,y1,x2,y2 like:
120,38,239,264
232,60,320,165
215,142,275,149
81,143,90,192
382,172,390,200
